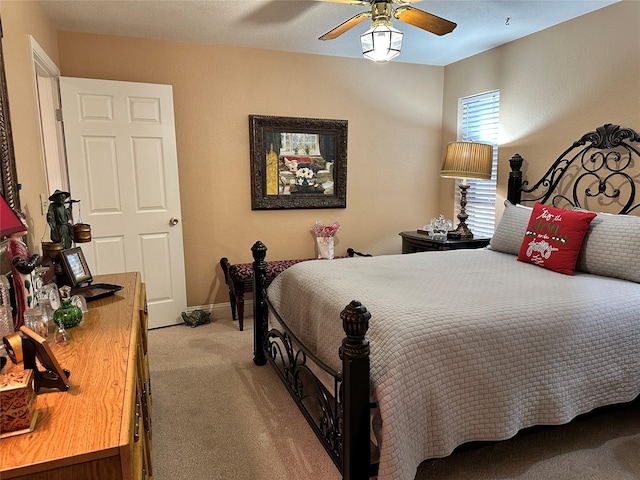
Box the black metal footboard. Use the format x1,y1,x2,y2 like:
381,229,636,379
252,241,374,480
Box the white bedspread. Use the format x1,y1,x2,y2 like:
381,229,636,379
267,248,640,480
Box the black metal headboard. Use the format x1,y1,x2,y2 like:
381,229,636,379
507,123,640,214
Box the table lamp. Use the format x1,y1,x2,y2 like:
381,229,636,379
440,141,493,239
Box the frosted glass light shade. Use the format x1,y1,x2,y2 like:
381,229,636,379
360,23,403,62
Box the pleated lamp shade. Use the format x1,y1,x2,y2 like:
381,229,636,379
440,141,493,180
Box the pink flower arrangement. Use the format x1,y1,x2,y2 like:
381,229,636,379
311,221,341,240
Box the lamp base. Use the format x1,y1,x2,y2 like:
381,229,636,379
448,183,474,239
447,223,473,240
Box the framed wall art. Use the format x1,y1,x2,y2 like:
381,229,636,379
249,115,348,210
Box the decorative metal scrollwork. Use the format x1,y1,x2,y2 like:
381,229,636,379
520,124,640,213
264,316,344,466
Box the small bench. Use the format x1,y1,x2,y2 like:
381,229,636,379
220,248,370,331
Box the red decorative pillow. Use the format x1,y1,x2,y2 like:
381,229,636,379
517,202,596,275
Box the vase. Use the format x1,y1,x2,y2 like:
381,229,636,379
54,287,83,329
316,236,334,259
54,299,83,329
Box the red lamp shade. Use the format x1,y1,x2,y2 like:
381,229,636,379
0,195,25,238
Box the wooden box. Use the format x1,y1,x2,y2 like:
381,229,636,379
0,369,37,437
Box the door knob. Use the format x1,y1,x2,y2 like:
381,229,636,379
169,217,179,226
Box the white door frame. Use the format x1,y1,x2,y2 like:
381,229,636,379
30,36,69,197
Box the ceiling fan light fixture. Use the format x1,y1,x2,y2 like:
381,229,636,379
360,21,403,62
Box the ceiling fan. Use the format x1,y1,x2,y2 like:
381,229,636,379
317,0,457,62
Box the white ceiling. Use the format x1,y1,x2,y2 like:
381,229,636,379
36,0,620,66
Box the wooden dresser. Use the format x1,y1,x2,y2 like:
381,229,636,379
0,272,153,480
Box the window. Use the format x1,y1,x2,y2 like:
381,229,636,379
280,133,320,156
456,90,500,238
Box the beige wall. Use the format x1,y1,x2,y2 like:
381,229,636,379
2,1,443,308
2,0,639,309
440,0,640,220
1,0,58,251
54,31,445,306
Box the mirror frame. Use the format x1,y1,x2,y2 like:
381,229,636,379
249,115,348,210
0,19,20,211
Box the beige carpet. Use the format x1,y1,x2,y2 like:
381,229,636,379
148,316,640,480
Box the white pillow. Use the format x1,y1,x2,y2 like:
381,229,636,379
489,200,533,255
575,212,640,283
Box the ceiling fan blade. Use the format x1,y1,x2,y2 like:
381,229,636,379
319,11,371,41
394,6,457,36
314,0,423,4
315,0,371,5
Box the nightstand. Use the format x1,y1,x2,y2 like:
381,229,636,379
399,231,491,254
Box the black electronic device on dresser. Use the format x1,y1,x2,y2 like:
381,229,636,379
399,231,490,254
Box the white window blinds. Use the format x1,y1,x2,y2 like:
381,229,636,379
456,90,500,238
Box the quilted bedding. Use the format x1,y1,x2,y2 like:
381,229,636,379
266,248,640,480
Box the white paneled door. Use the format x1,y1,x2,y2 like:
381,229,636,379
60,77,187,328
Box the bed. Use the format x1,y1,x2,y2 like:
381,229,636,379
250,123,640,480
